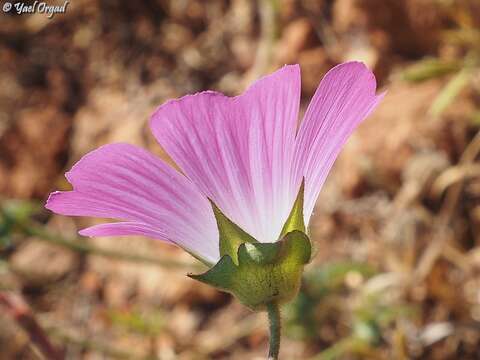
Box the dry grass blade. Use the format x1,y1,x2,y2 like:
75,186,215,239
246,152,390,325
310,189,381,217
414,130,480,281
431,164,480,196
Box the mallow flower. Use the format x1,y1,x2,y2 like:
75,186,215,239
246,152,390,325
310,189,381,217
46,61,383,359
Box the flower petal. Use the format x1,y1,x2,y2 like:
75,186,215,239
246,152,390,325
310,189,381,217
150,65,301,243
293,62,384,223
45,143,219,264
79,222,164,238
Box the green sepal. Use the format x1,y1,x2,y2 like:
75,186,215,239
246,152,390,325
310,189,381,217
210,200,257,265
280,180,306,238
189,230,311,310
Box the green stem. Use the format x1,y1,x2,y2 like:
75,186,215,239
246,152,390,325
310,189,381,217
1,204,204,270
16,221,203,271
266,302,281,360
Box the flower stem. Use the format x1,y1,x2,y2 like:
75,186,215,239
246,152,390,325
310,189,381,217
266,302,281,360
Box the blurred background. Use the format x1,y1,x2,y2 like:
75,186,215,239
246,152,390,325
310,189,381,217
1,0,480,359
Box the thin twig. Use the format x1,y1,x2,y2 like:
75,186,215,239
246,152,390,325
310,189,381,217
438,130,480,223
245,0,279,85
414,130,480,280
0,291,65,360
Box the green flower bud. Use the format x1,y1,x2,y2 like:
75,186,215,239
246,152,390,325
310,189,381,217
190,181,311,310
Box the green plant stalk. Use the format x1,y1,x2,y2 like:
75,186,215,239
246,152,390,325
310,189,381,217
429,67,472,117
267,302,281,360
18,222,203,271
1,201,203,270
401,58,461,82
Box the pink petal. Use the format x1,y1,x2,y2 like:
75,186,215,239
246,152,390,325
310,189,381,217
293,62,385,223
45,143,219,264
150,65,301,243
79,222,165,238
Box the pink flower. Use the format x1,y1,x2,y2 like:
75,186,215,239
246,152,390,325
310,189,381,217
46,62,384,265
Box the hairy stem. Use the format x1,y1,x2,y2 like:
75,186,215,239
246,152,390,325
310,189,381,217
266,302,281,360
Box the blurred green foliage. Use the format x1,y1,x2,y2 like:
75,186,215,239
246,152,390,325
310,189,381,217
107,308,166,337
284,262,414,359
400,3,480,120
284,261,376,341
0,200,40,250
401,58,461,83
